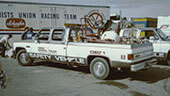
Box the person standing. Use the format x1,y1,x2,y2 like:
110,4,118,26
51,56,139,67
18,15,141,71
0,34,13,48
0,34,13,57
21,27,29,40
24,27,34,40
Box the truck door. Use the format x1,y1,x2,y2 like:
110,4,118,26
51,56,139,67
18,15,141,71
28,29,51,60
66,28,91,65
30,29,50,56
48,29,67,62
154,29,169,57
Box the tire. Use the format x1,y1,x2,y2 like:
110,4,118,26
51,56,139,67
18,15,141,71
166,53,170,66
16,49,33,66
167,60,170,66
90,57,111,80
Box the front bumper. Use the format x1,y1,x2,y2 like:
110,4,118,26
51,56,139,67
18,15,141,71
130,59,157,72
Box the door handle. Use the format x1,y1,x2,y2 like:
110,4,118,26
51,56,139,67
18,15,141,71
26,46,30,48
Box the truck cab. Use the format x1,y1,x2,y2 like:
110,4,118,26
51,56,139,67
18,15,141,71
120,28,170,65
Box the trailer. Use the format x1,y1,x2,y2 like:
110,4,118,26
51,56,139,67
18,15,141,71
0,1,110,42
158,16,170,36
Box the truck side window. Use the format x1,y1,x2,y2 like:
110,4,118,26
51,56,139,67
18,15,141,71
52,29,64,41
69,28,94,43
141,30,158,39
38,29,50,40
69,30,78,42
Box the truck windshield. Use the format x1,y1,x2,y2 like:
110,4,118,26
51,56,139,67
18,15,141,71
156,29,169,41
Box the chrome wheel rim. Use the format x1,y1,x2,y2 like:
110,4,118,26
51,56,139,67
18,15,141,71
20,53,29,64
93,62,106,77
168,60,170,65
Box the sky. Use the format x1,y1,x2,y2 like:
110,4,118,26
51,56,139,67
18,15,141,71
1,0,170,18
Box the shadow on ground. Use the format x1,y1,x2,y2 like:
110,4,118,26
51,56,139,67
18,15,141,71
32,61,90,74
108,67,170,84
95,80,129,90
30,61,170,83
157,60,170,66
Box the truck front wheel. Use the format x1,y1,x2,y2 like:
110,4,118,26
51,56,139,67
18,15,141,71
167,58,170,66
166,52,170,66
16,49,33,66
90,57,111,80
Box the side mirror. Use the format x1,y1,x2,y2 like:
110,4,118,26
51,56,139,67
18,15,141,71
34,34,40,43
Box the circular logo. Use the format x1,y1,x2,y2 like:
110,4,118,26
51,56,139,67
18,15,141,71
87,12,104,29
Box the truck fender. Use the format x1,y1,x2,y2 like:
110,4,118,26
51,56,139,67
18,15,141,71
166,50,170,66
166,50,170,59
14,47,26,58
87,55,111,66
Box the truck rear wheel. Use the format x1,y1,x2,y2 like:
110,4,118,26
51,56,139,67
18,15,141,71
167,59,170,66
90,57,110,80
167,53,170,66
16,49,33,66
167,60,170,66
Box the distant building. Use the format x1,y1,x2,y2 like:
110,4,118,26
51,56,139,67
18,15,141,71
132,18,157,28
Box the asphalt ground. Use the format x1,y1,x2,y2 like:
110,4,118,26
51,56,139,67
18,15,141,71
0,58,170,96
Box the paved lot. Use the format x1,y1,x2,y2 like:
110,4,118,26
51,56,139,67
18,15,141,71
0,58,170,96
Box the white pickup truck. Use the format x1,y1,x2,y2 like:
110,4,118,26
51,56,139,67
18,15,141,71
120,28,170,65
13,26,156,79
